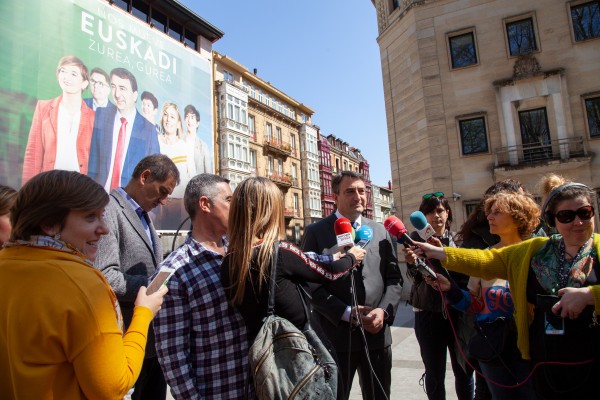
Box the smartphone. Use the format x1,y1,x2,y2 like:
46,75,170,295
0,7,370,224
147,267,175,295
356,239,370,248
536,294,564,335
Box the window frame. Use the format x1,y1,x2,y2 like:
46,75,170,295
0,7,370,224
446,27,480,70
567,0,600,43
503,12,541,58
583,92,600,138
456,112,490,156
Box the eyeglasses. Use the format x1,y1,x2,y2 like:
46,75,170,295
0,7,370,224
554,205,595,224
422,192,444,200
90,79,105,88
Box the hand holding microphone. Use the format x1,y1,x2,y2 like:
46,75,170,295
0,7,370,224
383,216,439,279
334,217,366,267
346,246,366,265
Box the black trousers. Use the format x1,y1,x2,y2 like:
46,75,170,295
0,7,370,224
414,310,474,400
336,345,392,400
131,356,167,400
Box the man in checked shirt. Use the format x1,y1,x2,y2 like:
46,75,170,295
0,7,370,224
152,174,248,399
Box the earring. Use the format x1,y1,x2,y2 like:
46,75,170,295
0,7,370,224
54,233,61,241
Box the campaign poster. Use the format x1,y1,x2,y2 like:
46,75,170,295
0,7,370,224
0,0,214,229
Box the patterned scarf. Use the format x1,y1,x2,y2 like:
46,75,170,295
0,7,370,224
530,234,596,294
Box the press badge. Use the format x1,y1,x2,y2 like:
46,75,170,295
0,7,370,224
537,294,565,335
544,312,565,335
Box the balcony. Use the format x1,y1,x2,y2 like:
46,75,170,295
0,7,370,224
494,136,589,170
219,117,249,135
268,172,292,190
264,138,292,157
284,207,299,219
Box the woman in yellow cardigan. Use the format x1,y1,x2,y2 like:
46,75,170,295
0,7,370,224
405,174,600,400
0,170,167,399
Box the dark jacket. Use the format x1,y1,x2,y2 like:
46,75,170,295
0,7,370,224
301,214,402,352
407,230,469,312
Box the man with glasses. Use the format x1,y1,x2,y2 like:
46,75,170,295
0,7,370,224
302,170,402,400
84,67,114,111
88,67,160,191
94,154,179,400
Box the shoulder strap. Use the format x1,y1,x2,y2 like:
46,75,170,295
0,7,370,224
267,241,279,316
296,284,312,330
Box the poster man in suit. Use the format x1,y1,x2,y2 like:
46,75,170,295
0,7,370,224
301,170,402,400
88,67,160,191
94,154,179,400
84,67,114,111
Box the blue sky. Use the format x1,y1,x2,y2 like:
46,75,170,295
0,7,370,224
182,1,392,186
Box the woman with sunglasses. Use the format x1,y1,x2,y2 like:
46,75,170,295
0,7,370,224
407,192,474,400
405,174,600,400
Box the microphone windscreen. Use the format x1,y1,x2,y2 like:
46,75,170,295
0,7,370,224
410,211,429,230
334,217,353,235
334,217,355,248
383,215,407,238
355,225,373,242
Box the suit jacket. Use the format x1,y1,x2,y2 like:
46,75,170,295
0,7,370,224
22,96,95,183
94,189,163,357
301,213,403,352
83,97,115,111
88,107,160,188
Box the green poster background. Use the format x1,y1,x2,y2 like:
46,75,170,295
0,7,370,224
0,0,213,229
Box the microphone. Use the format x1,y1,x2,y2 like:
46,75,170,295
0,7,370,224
334,217,355,249
383,216,437,279
355,225,373,248
409,211,436,241
383,215,414,246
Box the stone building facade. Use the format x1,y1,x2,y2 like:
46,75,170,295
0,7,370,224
372,0,600,226
213,52,317,243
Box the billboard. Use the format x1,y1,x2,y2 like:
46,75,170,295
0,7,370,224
0,0,214,229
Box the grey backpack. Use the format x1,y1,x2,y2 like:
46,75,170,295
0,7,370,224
248,242,338,400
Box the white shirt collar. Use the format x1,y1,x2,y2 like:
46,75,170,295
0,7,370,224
335,210,362,228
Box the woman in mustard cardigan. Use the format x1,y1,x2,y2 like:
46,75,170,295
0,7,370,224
405,174,600,400
0,170,167,399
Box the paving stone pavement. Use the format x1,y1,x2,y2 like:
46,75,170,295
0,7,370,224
347,302,459,400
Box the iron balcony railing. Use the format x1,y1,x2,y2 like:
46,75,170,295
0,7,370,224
494,136,587,167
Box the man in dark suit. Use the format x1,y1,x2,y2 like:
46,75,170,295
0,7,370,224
88,67,160,191
94,154,179,400
83,67,114,111
302,171,402,400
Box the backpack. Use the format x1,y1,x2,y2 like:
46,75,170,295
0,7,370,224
247,242,338,400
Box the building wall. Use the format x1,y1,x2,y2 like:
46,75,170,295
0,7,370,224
213,52,317,242
374,0,600,227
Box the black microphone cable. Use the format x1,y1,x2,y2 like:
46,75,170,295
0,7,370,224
348,264,389,400
171,216,190,253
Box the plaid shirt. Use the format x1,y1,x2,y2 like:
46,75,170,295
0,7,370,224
153,234,248,399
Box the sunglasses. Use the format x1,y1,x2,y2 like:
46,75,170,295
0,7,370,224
422,191,444,200
554,205,595,224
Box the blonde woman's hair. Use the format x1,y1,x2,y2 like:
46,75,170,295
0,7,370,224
160,101,183,138
226,177,285,305
484,192,541,239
